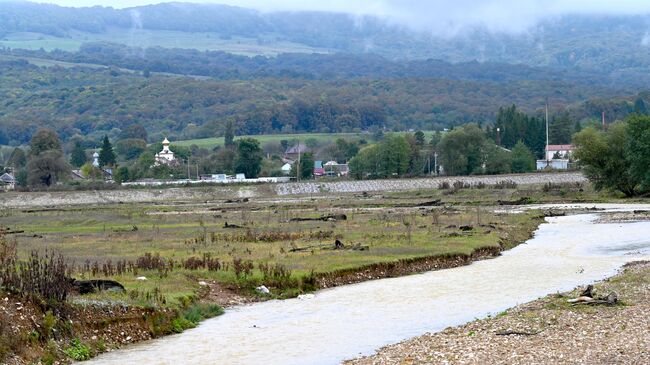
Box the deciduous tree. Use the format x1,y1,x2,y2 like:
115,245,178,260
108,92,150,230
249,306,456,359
234,138,263,178
510,140,536,173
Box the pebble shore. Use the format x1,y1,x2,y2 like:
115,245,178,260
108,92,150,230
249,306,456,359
345,261,650,365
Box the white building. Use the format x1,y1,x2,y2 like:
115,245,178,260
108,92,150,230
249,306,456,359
92,152,100,167
545,144,574,160
281,163,293,175
154,138,176,166
537,144,575,171
0,172,15,190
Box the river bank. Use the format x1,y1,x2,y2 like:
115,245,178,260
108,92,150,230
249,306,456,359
346,260,650,365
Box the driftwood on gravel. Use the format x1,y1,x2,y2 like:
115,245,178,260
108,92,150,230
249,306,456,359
495,330,542,336
568,284,618,306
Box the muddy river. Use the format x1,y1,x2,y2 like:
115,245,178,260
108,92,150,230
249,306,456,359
87,204,650,365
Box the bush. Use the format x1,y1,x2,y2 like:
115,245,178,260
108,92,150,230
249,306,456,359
0,236,71,305
173,303,224,333
63,339,91,361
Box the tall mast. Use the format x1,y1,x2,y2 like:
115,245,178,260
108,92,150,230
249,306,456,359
297,139,301,182
545,100,549,164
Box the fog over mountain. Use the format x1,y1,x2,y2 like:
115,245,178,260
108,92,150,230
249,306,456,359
32,0,650,36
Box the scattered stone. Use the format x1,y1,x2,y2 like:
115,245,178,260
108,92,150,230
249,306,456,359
256,285,270,295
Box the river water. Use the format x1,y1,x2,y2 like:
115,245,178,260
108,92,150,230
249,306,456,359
87,205,650,365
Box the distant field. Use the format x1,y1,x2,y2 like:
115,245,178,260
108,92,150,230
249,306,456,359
0,54,112,69
0,32,81,51
174,131,436,149
175,133,371,149
1,28,332,56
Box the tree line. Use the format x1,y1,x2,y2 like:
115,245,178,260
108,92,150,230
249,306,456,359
0,59,636,147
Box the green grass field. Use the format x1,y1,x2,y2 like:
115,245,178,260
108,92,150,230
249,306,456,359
1,185,560,307
175,132,370,149
0,28,332,56
175,131,437,149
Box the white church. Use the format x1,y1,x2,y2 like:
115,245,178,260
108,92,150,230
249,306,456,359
154,138,177,166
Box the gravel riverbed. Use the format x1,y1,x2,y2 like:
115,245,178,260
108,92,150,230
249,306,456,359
345,261,650,365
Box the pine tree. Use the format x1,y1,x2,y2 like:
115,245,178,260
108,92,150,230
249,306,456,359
98,135,116,167
224,120,235,148
70,141,87,168
634,97,648,115
7,147,27,169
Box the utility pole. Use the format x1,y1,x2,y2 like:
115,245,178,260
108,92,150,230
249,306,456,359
545,100,549,168
296,139,301,182
434,152,438,176
187,158,191,180
602,111,606,130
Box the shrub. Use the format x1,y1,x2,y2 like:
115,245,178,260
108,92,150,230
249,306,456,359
0,242,71,306
63,339,91,361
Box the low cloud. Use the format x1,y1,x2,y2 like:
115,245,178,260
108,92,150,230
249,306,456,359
39,0,650,36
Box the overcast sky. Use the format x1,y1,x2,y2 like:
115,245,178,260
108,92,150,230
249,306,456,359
29,1,650,34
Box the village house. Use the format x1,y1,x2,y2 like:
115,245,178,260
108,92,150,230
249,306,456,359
281,162,293,175
284,143,310,161
0,172,15,190
537,144,575,170
545,144,574,160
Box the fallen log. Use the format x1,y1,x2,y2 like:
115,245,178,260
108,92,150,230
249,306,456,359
224,221,243,229
497,197,534,206
495,330,541,336
0,230,25,235
290,214,347,222
414,199,442,207
568,285,618,306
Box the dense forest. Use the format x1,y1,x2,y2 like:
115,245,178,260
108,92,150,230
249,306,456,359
0,58,640,146
0,44,628,87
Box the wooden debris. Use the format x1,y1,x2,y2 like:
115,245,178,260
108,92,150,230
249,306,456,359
568,285,618,306
223,222,243,229
495,329,541,336
290,214,347,222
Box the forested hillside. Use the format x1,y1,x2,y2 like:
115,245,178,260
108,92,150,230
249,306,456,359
2,44,636,88
0,58,636,146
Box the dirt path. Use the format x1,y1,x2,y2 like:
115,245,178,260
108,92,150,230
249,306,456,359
345,261,650,365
